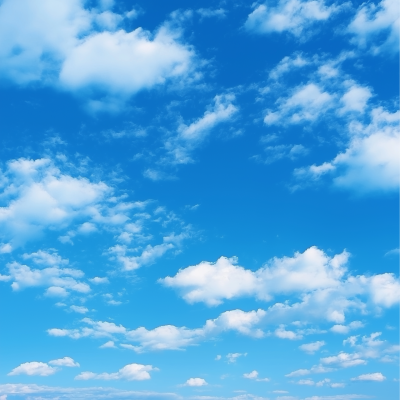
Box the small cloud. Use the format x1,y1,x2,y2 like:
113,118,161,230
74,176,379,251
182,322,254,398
70,305,89,314
227,352,247,363
215,355,221,360
90,277,109,284
107,299,122,305
244,370,258,379
0,243,12,253
243,370,270,382
351,372,386,381
184,377,208,386
75,363,157,381
330,321,364,334
100,341,116,349
45,286,69,298
8,362,57,376
299,340,325,354
185,204,200,211
297,379,315,385
48,357,79,367
275,325,302,340
385,248,399,257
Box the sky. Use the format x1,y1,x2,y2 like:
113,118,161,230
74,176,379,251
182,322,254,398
0,0,399,400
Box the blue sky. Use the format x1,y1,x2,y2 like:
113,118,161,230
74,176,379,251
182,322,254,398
0,0,399,399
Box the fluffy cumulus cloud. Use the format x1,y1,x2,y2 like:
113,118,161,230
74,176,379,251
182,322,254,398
263,52,398,195
160,246,400,329
0,158,109,247
160,247,349,305
297,107,400,193
184,377,208,386
46,243,399,351
348,0,399,54
7,357,78,376
243,370,270,381
0,0,196,111
3,251,90,297
8,362,57,377
75,363,157,381
245,0,341,37
164,94,238,165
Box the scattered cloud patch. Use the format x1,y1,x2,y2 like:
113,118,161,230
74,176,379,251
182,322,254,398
48,357,79,367
243,370,270,381
183,377,207,386
164,94,238,165
299,340,326,353
351,372,386,381
8,362,57,377
75,363,157,381
245,0,342,38
348,0,399,54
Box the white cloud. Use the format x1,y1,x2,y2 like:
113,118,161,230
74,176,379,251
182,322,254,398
6,259,90,297
264,83,334,125
340,85,372,113
275,325,303,340
0,0,197,111
108,230,190,271
268,53,309,80
184,377,207,386
296,378,343,387
70,305,89,314
8,362,57,376
243,370,270,382
22,250,68,266
297,379,315,385
0,0,91,84
48,309,265,352
296,107,400,193
320,352,366,368
197,8,226,19
75,363,157,381
285,364,333,377
0,243,12,253
48,357,79,367
160,246,400,329
89,276,109,284
245,0,341,37
299,340,325,353
165,94,238,164
0,158,110,247
0,384,180,399
161,247,349,306
348,0,399,54
100,341,116,349
351,372,386,381
227,353,247,363
59,27,193,96
330,321,364,334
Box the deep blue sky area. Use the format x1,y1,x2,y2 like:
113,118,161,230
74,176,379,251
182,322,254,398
0,1,399,400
